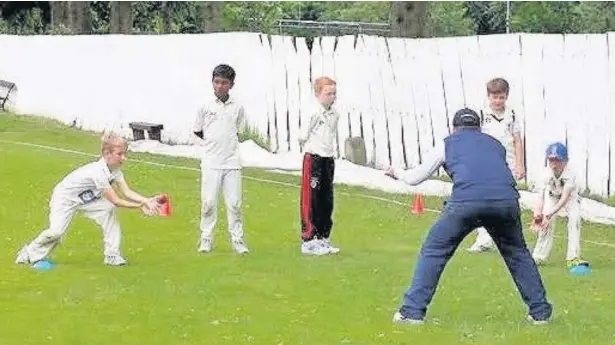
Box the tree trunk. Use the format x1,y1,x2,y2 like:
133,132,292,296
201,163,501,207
70,1,91,34
162,1,172,33
390,1,428,38
110,1,132,34
51,1,91,34
51,1,71,31
200,2,221,33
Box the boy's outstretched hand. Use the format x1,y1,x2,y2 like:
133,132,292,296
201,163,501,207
141,194,166,216
385,167,398,180
141,203,157,216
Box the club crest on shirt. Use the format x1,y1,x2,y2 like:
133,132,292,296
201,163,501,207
310,177,319,189
78,190,96,204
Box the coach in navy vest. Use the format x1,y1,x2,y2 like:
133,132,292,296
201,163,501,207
385,108,552,325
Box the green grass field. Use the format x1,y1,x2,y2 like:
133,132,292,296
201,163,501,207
1,113,614,345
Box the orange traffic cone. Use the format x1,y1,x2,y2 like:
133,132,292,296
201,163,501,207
411,193,424,215
158,194,171,217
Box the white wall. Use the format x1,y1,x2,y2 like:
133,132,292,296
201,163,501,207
1,32,614,197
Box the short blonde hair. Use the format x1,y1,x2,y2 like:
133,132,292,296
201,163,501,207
101,132,127,154
314,76,336,95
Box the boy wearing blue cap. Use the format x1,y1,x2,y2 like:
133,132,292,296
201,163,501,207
530,142,588,270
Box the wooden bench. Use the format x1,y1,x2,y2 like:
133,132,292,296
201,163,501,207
0,80,16,111
129,122,164,141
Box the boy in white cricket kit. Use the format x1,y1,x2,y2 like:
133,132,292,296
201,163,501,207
468,78,526,252
298,76,340,256
15,133,161,267
193,64,249,255
530,142,588,269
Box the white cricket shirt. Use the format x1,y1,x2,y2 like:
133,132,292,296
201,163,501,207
480,106,522,166
298,102,339,158
536,164,579,200
193,95,246,170
52,158,124,206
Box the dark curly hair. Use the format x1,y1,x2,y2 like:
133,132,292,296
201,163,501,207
212,64,236,83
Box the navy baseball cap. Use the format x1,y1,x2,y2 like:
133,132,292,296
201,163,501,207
452,108,481,128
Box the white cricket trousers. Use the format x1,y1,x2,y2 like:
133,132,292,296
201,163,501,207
200,168,243,241
24,195,122,262
532,195,582,261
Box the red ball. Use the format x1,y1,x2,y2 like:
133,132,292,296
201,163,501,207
157,194,168,204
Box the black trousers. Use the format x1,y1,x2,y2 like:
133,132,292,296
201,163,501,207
300,153,335,241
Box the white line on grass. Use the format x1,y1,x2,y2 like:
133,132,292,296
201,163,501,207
3,139,614,249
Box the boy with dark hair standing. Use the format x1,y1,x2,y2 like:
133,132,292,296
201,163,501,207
298,76,340,256
193,64,249,255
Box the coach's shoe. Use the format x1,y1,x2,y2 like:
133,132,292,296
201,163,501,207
232,239,249,255
321,239,340,254
527,314,550,325
104,255,127,266
301,239,329,256
198,238,213,253
392,311,424,325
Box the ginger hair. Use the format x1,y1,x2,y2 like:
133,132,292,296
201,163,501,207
314,76,336,95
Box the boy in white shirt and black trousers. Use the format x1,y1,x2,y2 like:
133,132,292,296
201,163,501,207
193,64,249,255
298,76,340,256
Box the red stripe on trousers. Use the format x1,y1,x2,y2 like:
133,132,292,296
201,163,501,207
301,153,313,240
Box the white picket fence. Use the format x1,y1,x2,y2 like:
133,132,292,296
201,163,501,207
1,32,614,196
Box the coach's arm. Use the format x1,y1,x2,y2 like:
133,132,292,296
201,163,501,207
385,143,445,186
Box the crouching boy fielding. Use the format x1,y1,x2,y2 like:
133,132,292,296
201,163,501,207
530,142,588,269
16,133,161,267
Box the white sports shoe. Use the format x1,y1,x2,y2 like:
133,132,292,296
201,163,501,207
198,238,213,253
392,311,424,325
321,239,340,254
232,239,249,255
467,243,493,253
104,255,127,266
15,247,30,264
527,314,550,325
301,239,329,256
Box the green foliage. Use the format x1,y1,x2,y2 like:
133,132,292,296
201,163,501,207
427,1,476,37
319,2,390,23
572,1,615,33
511,1,578,34
90,1,111,34
3,2,615,37
221,1,302,34
239,125,271,152
466,1,507,35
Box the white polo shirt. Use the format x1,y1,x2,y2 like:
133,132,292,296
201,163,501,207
52,158,124,206
193,96,246,169
536,164,579,200
480,106,522,167
298,102,339,158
